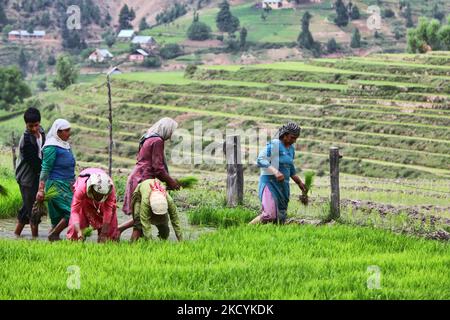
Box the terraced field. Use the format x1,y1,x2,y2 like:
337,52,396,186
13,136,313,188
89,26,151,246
0,52,449,234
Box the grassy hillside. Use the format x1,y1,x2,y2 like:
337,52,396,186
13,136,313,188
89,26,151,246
140,0,450,50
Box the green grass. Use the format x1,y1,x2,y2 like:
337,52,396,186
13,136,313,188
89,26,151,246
1,224,450,299
0,176,21,219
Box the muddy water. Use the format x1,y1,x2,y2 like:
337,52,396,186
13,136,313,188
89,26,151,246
0,206,214,242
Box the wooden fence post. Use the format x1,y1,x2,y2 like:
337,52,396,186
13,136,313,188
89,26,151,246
11,132,17,171
330,147,342,219
107,74,113,178
225,135,244,207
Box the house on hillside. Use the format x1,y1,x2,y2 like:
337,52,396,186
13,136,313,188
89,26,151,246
8,30,47,41
88,49,114,63
262,0,284,9
129,49,149,63
131,36,157,50
260,0,321,10
117,29,135,41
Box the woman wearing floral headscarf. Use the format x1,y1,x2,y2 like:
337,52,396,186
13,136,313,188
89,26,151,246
120,117,181,240
36,119,76,241
67,168,119,243
250,122,307,225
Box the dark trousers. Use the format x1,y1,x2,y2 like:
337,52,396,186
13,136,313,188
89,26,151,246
17,181,40,225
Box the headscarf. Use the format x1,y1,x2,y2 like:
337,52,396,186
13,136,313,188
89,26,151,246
43,119,71,149
146,117,178,141
86,172,113,203
275,122,301,139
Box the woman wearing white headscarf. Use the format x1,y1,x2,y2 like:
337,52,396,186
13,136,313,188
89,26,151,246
36,119,76,241
120,117,180,241
67,168,119,243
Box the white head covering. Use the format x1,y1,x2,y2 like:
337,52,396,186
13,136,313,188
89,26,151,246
86,172,113,203
147,118,178,141
43,119,71,149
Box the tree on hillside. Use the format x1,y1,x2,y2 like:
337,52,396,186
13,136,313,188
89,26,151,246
139,18,150,31
119,4,135,30
0,2,8,30
432,4,445,22
102,29,116,48
160,43,184,59
53,56,79,90
216,0,240,34
407,17,448,53
438,25,450,50
404,3,414,28
350,28,361,48
240,27,247,50
334,0,349,27
187,12,211,41
298,11,315,50
350,5,360,20
327,38,339,53
18,49,28,77
0,67,31,110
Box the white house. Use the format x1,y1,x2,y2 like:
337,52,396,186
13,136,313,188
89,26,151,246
131,36,157,50
117,29,135,40
8,30,47,41
132,36,156,45
89,49,114,63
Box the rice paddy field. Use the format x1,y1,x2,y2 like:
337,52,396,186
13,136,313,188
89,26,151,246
0,52,449,299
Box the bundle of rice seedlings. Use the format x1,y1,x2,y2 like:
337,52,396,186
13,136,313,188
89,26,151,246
177,176,199,189
82,226,94,238
300,171,315,206
31,186,59,222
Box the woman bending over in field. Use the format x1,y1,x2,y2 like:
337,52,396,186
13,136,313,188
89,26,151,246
67,168,119,243
130,178,182,242
250,122,307,225
119,118,181,240
36,119,76,241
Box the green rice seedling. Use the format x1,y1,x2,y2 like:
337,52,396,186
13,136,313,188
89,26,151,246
177,176,199,189
82,226,94,238
187,206,256,228
0,178,21,219
31,186,60,221
300,171,315,206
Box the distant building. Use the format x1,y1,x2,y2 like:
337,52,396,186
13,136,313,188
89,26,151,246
129,49,149,63
117,29,135,41
262,0,283,9
107,67,123,75
132,36,156,45
261,0,321,10
131,36,157,50
8,30,47,41
89,49,114,63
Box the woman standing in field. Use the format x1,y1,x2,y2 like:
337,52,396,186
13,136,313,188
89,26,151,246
67,168,119,242
120,117,181,240
250,122,307,225
130,178,183,242
36,119,76,241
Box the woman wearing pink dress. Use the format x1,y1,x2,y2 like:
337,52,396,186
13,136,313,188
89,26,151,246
67,168,119,242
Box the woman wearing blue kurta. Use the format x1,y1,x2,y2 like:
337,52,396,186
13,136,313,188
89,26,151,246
251,122,306,224
36,119,76,241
